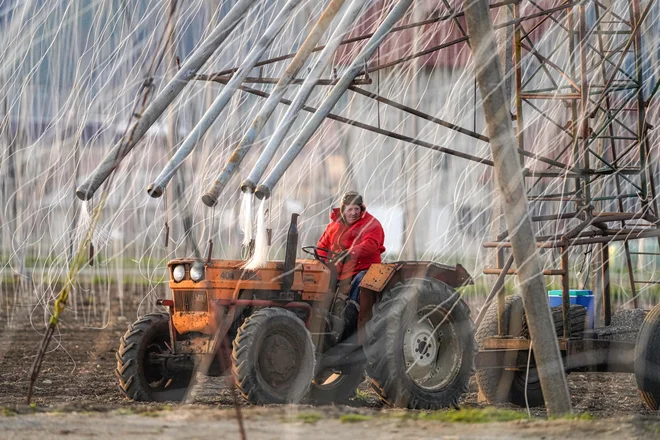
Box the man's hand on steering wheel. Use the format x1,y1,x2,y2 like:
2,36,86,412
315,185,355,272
331,249,351,264
302,246,351,264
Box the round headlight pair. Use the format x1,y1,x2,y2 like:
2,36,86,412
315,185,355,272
172,264,204,282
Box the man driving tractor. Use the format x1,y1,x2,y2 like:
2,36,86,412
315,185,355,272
317,190,385,338
117,188,475,409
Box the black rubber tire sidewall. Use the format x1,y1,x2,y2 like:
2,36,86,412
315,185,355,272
476,295,544,407
232,308,315,404
365,278,475,410
634,303,660,410
117,313,190,402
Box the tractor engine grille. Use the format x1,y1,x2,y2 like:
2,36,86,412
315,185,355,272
173,290,208,312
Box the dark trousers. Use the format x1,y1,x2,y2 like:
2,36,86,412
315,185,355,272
348,270,368,304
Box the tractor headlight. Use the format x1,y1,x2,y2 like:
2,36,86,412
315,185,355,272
190,263,205,282
172,265,186,282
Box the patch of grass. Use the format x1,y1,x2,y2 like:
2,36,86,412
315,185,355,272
1,407,16,417
550,412,593,421
294,412,323,424
418,407,528,423
139,411,161,418
352,389,371,402
114,407,165,417
114,408,137,416
339,414,372,423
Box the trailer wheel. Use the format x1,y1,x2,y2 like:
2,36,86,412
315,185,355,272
308,364,365,404
232,308,315,404
116,313,191,401
635,303,660,410
364,278,475,409
476,295,586,407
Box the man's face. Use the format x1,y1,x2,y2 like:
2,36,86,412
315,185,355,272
344,204,361,225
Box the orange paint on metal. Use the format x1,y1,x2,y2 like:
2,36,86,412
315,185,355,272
360,264,398,292
482,337,567,351
168,259,331,294
172,311,212,334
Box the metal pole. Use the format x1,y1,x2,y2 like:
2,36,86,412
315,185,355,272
402,1,423,260
561,244,570,338
213,77,495,165
462,0,573,416
255,0,415,200
632,0,648,202
166,0,201,257
475,253,513,328
601,242,611,325
147,0,303,198
240,0,371,193
213,0,516,77
201,0,348,207
578,4,591,209
75,0,256,201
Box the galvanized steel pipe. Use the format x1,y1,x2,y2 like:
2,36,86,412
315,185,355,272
75,0,257,201
255,0,414,200
148,0,303,198
241,0,372,194
201,0,348,207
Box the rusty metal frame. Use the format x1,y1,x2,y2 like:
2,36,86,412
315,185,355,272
188,0,658,367
483,0,659,353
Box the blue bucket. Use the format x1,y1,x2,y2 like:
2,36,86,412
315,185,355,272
548,289,594,329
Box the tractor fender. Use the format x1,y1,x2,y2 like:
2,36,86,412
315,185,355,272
355,262,474,345
359,261,473,293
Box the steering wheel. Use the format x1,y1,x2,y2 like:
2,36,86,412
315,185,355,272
301,246,347,264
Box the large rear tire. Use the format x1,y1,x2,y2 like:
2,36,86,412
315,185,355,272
476,294,586,407
116,313,191,401
635,303,660,410
232,308,315,404
364,278,475,409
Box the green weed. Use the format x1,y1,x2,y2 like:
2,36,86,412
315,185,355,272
294,412,323,424
339,414,372,423
418,407,527,423
352,389,371,402
1,407,16,417
550,412,594,421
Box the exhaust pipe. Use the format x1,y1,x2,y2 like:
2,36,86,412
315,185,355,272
282,213,299,293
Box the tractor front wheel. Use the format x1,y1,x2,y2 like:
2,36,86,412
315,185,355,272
232,308,315,404
116,313,191,401
364,278,475,409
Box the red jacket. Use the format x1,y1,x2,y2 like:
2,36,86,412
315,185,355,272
317,208,386,280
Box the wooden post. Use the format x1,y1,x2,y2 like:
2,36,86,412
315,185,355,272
463,0,573,416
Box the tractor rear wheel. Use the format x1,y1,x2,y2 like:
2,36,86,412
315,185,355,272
635,303,660,410
116,313,191,401
308,364,365,404
476,294,586,407
364,278,475,409
232,308,315,404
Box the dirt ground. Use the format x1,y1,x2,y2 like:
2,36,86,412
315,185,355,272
1,290,660,439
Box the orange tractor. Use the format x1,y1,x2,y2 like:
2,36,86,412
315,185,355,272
116,214,476,408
